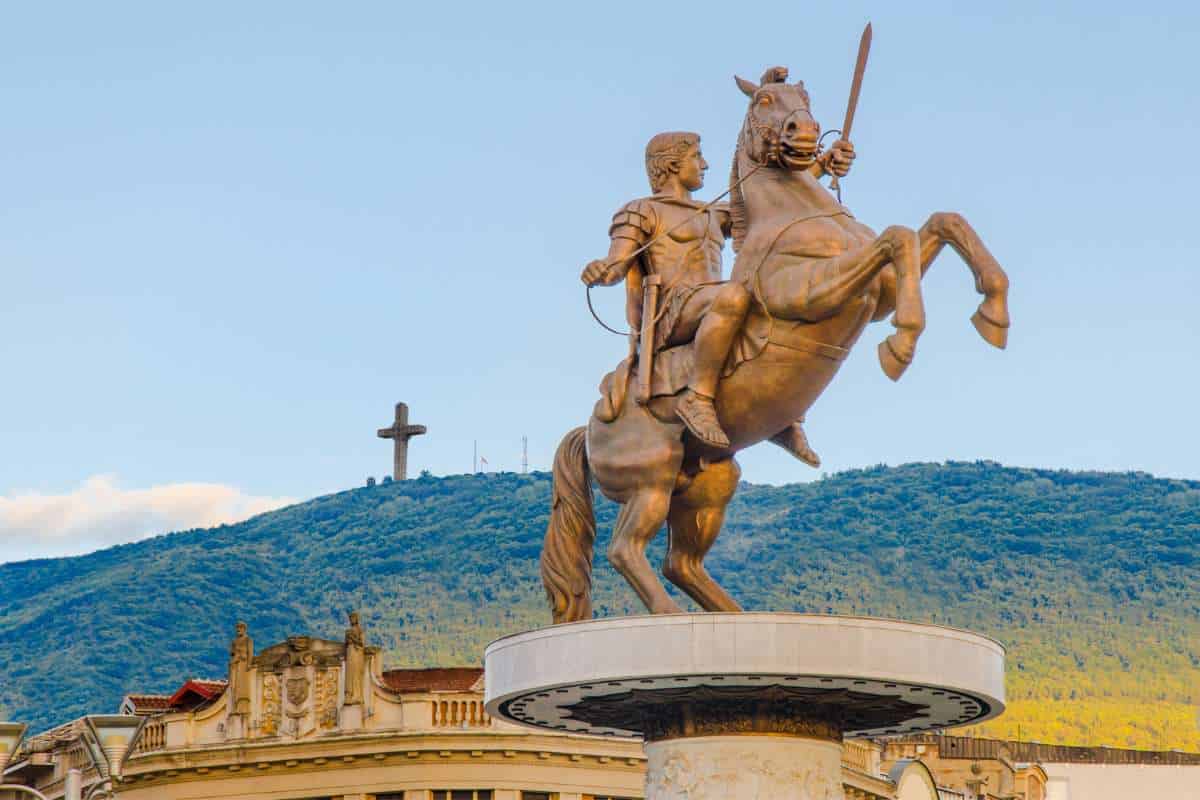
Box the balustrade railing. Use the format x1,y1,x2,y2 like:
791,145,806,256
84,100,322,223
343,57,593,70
132,720,166,753
431,698,490,728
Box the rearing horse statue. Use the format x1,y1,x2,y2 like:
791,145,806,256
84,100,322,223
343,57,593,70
541,67,1010,623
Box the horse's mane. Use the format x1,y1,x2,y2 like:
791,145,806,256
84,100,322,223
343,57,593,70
728,127,748,253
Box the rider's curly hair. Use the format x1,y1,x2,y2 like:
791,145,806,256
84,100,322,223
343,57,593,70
645,131,700,192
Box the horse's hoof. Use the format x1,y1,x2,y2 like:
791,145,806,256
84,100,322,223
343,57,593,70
878,337,911,382
972,308,1009,350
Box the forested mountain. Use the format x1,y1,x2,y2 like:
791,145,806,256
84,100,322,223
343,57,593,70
1,463,1197,750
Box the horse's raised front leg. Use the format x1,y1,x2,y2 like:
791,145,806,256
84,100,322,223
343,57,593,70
663,458,743,612
608,487,683,615
875,212,1010,349
764,224,925,380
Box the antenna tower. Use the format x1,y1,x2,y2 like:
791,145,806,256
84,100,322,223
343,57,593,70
522,436,529,474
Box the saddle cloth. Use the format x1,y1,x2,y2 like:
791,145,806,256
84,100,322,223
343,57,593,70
593,311,847,423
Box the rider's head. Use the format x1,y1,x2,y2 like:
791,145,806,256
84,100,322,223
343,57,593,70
645,132,707,193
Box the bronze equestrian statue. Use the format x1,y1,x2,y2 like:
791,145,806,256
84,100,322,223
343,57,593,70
541,66,1010,624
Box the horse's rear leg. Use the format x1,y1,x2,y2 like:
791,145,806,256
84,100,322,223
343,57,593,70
919,212,1010,349
608,487,683,615
662,459,743,613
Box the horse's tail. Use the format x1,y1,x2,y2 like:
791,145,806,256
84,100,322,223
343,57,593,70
541,426,596,624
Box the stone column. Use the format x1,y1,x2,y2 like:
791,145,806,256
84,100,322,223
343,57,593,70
640,705,845,800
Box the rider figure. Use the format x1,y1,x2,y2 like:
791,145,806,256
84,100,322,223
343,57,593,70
582,129,851,463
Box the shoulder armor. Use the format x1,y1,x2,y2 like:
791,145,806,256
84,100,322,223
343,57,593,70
609,198,657,238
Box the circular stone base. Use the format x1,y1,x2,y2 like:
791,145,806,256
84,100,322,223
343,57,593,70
484,613,1005,738
645,735,843,800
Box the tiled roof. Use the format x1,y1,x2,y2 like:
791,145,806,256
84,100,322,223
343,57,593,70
16,719,84,757
122,694,173,714
381,667,484,693
187,678,229,695
167,678,228,710
896,734,1200,766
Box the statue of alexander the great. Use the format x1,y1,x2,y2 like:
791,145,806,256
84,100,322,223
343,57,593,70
541,65,1010,624
580,118,852,462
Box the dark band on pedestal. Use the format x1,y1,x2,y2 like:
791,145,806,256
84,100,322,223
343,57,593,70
643,702,843,742
563,684,929,742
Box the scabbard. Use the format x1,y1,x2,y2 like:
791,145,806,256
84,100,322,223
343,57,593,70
637,274,663,405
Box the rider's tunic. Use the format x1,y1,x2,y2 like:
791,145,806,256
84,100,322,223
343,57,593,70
609,195,731,351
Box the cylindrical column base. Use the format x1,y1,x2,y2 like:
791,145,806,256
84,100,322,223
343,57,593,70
645,735,845,800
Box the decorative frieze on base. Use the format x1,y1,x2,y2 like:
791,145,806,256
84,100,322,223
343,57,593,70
645,735,845,800
565,684,923,742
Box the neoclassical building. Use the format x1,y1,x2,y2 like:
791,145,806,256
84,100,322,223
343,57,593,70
5,619,1194,800
3,619,935,800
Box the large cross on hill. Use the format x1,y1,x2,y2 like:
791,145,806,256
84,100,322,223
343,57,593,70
377,402,426,481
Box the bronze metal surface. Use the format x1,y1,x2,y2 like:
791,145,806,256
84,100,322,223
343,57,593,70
830,22,872,198
542,48,1011,623
841,23,872,141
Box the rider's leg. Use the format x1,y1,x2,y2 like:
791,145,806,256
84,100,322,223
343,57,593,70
768,415,820,468
690,282,750,397
672,283,751,447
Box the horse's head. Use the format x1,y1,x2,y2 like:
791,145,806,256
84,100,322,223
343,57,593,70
734,66,820,170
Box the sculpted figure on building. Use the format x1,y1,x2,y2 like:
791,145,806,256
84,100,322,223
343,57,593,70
228,620,253,715
344,610,366,705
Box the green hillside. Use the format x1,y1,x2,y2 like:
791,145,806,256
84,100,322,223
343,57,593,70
1,463,1197,750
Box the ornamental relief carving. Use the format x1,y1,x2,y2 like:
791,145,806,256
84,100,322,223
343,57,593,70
260,673,282,736
285,675,311,720
565,684,923,742
316,668,338,729
646,747,844,800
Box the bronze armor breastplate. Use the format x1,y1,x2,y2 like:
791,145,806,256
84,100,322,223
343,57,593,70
644,205,725,286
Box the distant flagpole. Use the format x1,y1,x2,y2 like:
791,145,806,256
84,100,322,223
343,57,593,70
473,440,477,474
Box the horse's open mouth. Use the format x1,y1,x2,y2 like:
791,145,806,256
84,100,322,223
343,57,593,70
779,143,817,169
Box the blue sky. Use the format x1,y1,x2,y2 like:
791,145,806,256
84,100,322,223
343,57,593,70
2,3,1198,559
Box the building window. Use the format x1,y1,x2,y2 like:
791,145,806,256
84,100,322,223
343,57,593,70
584,796,640,800
429,792,494,800
522,794,553,800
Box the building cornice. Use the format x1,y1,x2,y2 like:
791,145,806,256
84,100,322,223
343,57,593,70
121,730,645,789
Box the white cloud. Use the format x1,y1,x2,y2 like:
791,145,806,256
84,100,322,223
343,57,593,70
0,475,295,563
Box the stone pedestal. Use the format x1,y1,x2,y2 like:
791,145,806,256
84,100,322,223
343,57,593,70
484,613,1005,800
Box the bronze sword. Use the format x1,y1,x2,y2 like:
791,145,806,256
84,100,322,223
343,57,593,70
829,22,872,200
